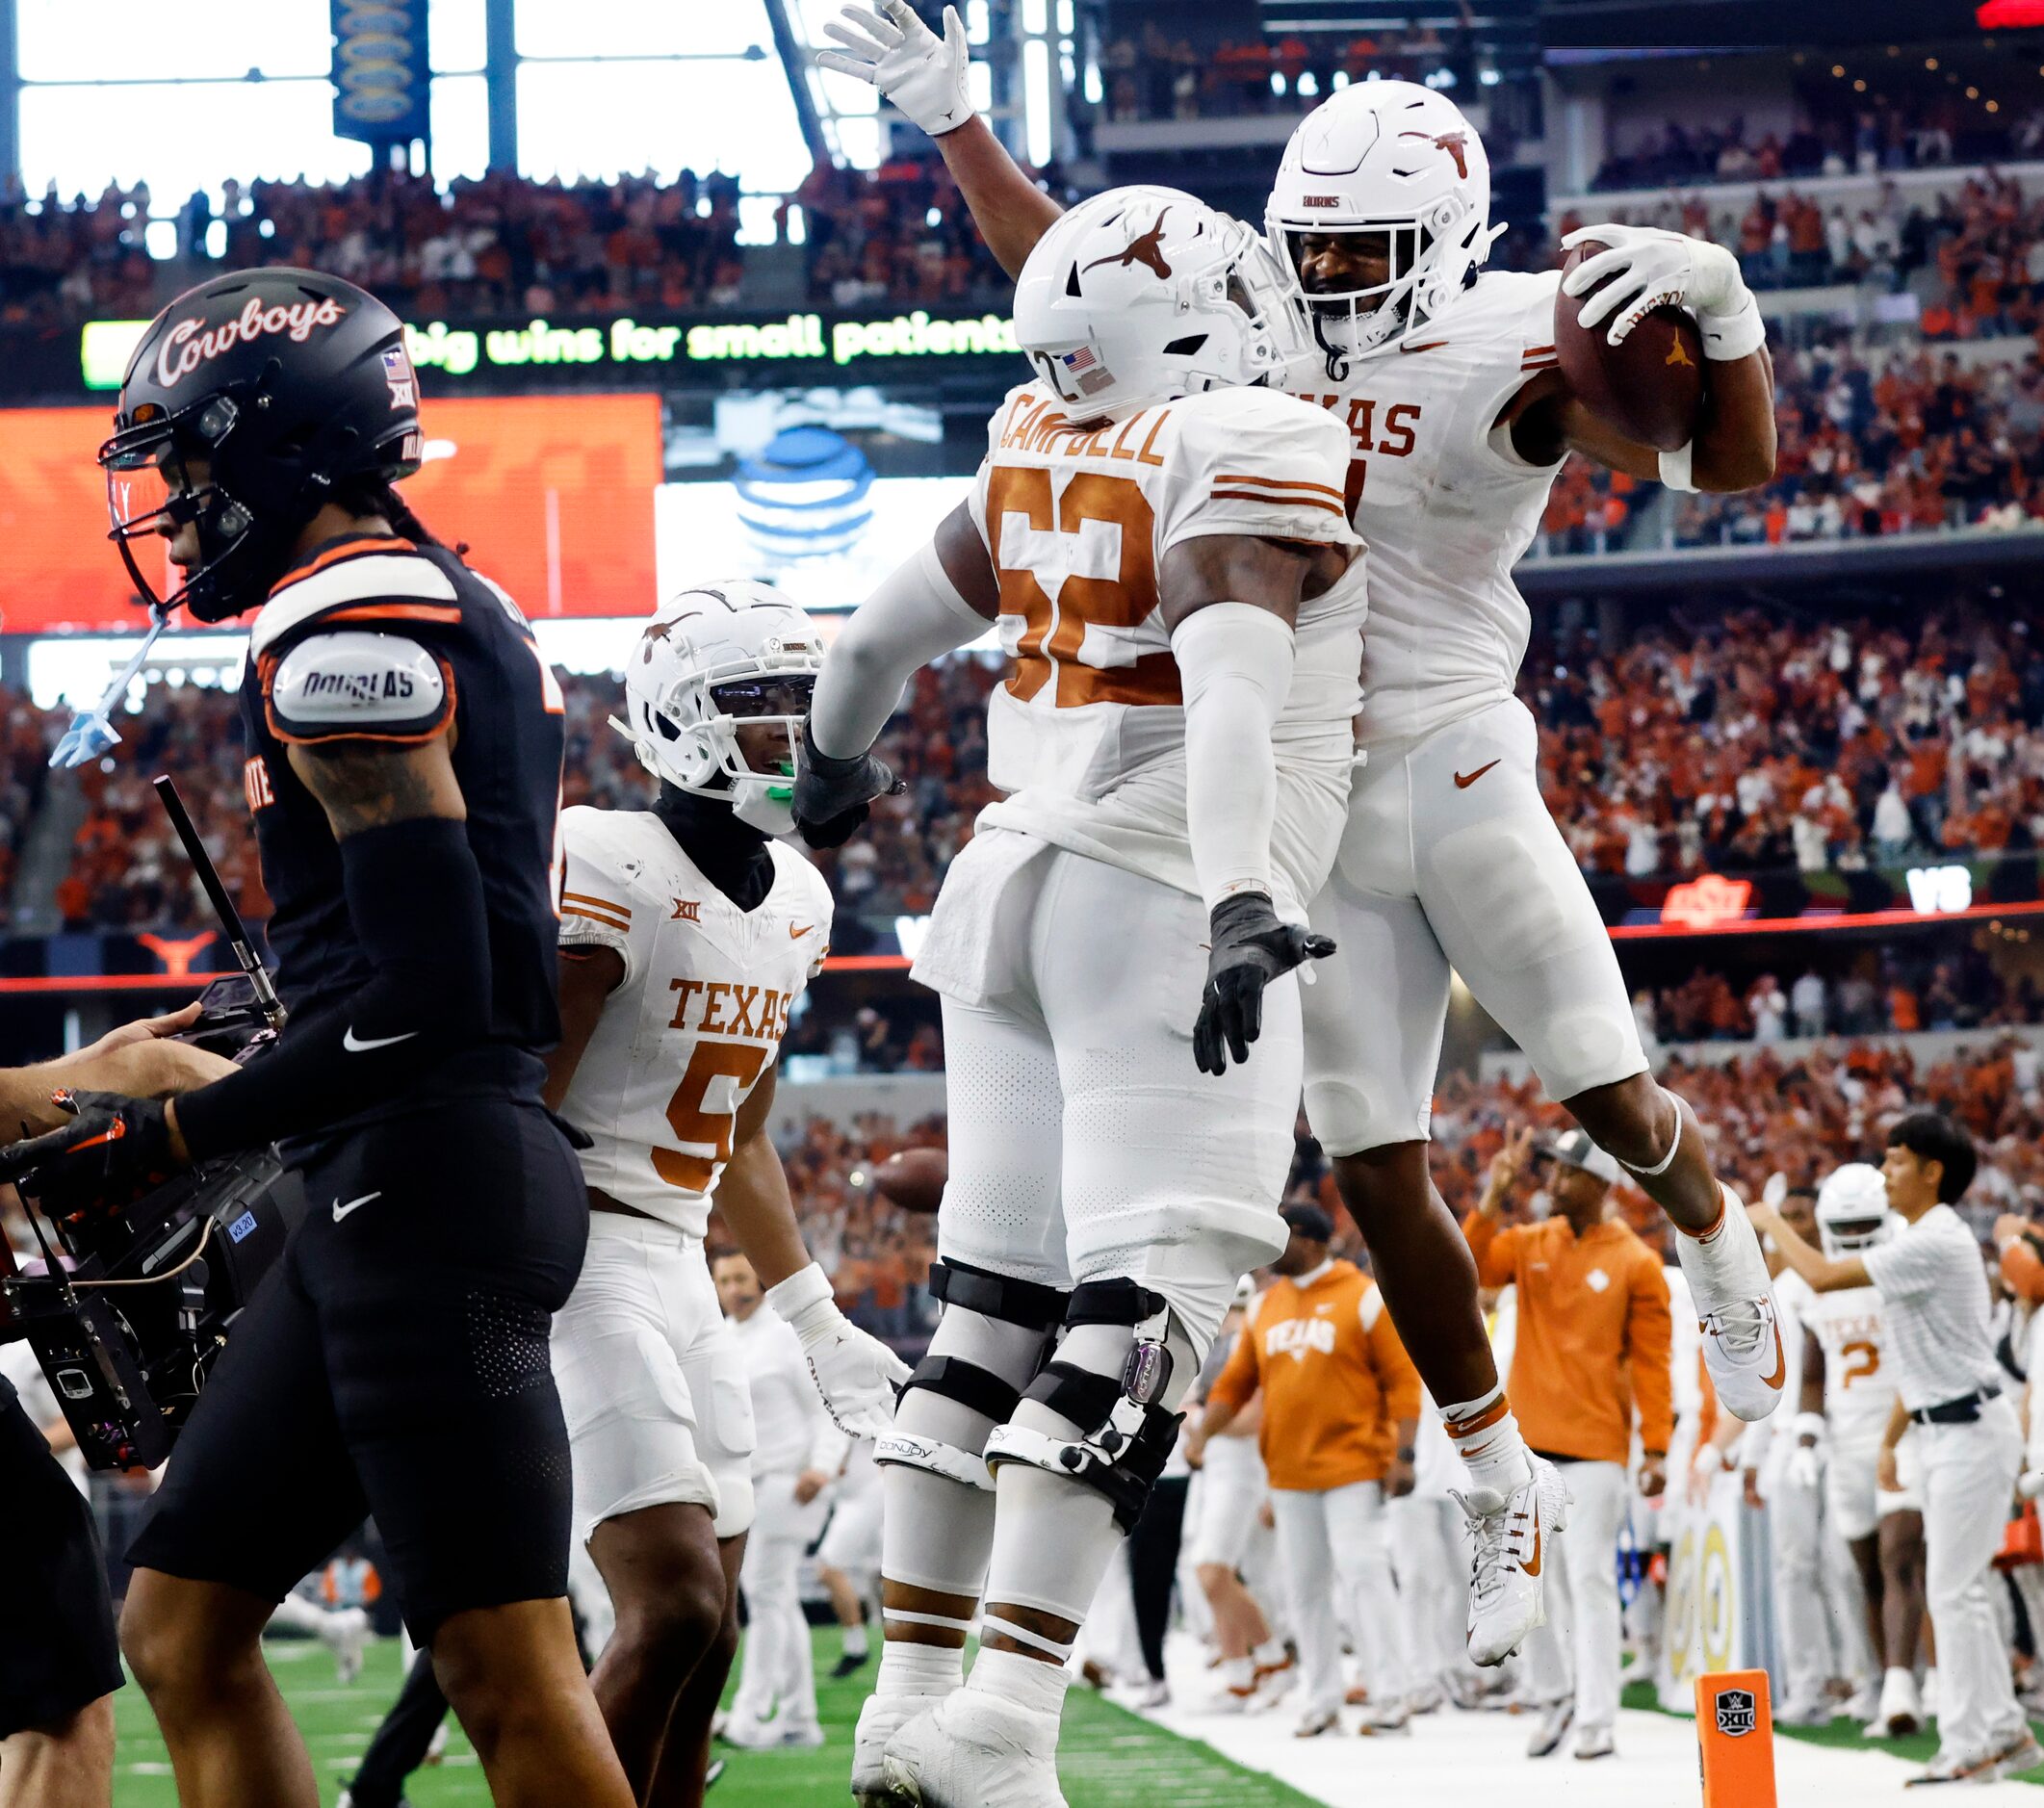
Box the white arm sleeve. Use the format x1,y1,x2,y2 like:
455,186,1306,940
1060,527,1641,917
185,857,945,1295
810,536,990,759
1170,602,1296,912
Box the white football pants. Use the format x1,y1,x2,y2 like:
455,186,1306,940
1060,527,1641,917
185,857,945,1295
1521,1459,1628,1736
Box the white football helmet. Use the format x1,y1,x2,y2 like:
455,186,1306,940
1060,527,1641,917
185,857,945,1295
1266,80,1505,369
1012,184,1316,419
1815,1162,1896,1260
612,581,824,836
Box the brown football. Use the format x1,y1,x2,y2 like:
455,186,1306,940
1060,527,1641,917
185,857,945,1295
871,1146,947,1215
1554,240,1704,453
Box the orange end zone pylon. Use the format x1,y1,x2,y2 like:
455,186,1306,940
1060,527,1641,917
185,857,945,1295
1695,1669,1777,1807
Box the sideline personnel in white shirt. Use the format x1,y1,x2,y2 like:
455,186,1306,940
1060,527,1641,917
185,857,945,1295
1751,1113,2039,1787
715,1251,852,1748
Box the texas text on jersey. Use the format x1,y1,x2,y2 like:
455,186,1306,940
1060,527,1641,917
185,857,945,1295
1287,268,1562,750
239,532,569,1113
554,806,833,1233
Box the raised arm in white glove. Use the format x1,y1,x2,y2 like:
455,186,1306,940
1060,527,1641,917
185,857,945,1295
766,1261,912,1439
1560,221,1766,362
817,0,974,137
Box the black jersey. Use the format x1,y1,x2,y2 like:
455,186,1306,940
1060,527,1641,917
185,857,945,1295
238,533,565,1103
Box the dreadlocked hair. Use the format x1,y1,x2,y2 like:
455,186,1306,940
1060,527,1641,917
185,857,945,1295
332,477,468,557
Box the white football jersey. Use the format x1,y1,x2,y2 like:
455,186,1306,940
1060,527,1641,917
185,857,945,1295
1800,1286,1898,1456
555,807,832,1236
965,379,1367,913
1283,268,1565,749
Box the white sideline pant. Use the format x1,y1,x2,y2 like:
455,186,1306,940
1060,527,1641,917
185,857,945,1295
1390,1493,1467,1685
1520,1459,1627,1736
1271,1479,1406,1718
1920,1401,2026,1762
729,1467,830,1733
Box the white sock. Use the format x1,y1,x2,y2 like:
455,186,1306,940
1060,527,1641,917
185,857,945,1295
843,1622,870,1659
969,1645,1072,1720
1219,1655,1254,1690
876,1639,965,1699
1672,1183,1772,1309
1252,1637,1289,1670
1441,1385,1534,1495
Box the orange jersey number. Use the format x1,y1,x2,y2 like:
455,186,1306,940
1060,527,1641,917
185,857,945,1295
653,1040,769,1192
983,466,1179,710
1839,1339,1880,1388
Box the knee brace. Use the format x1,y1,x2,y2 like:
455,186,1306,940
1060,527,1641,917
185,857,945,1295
877,1259,1067,1493
983,1280,1195,1533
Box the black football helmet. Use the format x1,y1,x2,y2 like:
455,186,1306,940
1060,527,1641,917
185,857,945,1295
98,268,424,623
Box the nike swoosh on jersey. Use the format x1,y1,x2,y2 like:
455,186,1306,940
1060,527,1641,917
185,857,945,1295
789,923,812,939
1454,760,1502,789
332,1192,382,1222
343,1027,419,1053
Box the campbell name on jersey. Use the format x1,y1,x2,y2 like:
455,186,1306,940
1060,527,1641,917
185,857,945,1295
964,378,1366,912
1801,1285,1897,1452
555,807,832,1237
1285,268,1565,749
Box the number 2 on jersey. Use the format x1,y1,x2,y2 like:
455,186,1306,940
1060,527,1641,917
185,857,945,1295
1840,1339,1880,1388
653,1040,767,1192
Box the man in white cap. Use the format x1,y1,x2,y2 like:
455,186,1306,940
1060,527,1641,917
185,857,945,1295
1753,1114,2039,1785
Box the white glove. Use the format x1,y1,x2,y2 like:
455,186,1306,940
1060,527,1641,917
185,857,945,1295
1560,221,1764,360
1786,1411,1826,1491
766,1262,913,1439
817,0,974,137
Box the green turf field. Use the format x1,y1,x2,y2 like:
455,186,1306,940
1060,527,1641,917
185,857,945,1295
1618,1679,2044,1784
112,1628,1326,1806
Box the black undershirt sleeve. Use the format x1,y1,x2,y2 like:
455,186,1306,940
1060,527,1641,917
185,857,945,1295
173,815,492,1160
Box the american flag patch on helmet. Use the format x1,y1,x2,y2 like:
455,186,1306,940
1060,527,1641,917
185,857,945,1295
1061,345,1098,373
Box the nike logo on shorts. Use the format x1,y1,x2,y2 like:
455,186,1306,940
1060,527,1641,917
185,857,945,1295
343,1026,419,1053
332,1192,381,1223
789,923,812,939
1454,760,1501,789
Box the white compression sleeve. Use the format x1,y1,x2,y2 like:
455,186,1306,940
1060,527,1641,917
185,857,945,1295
810,535,991,758
1170,601,1296,912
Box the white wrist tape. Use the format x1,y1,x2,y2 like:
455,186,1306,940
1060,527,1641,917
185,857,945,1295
1658,441,1696,492
1171,602,1295,912
1698,289,1767,362
811,535,989,758
765,1260,836,1331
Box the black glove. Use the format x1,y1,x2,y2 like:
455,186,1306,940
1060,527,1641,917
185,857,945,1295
1193,893,1335,1077
793,717,905,850
0,1090,183,1220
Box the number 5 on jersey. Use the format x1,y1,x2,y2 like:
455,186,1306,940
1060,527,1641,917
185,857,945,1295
653,1041,767,1192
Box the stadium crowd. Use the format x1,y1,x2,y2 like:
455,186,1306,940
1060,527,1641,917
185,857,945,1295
0,155,1027,326
1093,21,1457,124
1529,603,2044,878
29,596,2044,933
1588,101,2044,193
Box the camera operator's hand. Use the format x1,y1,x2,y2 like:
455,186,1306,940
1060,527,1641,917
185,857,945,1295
38,1002,238,1116
1193,892,1334,1076
793,718,904,849
0,1090,188,1218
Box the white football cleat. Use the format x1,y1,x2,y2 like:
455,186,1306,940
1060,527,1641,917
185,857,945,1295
1454,1455,1570,1666
1526,1697,1574,1759
1867,1667,1923,1740
880,1690,1066,1808
1678,1190,1785,1422
1573,1725,1616,1762
1356,1698,1411,1736
1292,1705,1340,1739
854,1691,947,1807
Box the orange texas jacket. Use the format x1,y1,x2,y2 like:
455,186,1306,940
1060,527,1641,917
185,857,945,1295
1208,1259,1421,1492
1462,1211,1675,1465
